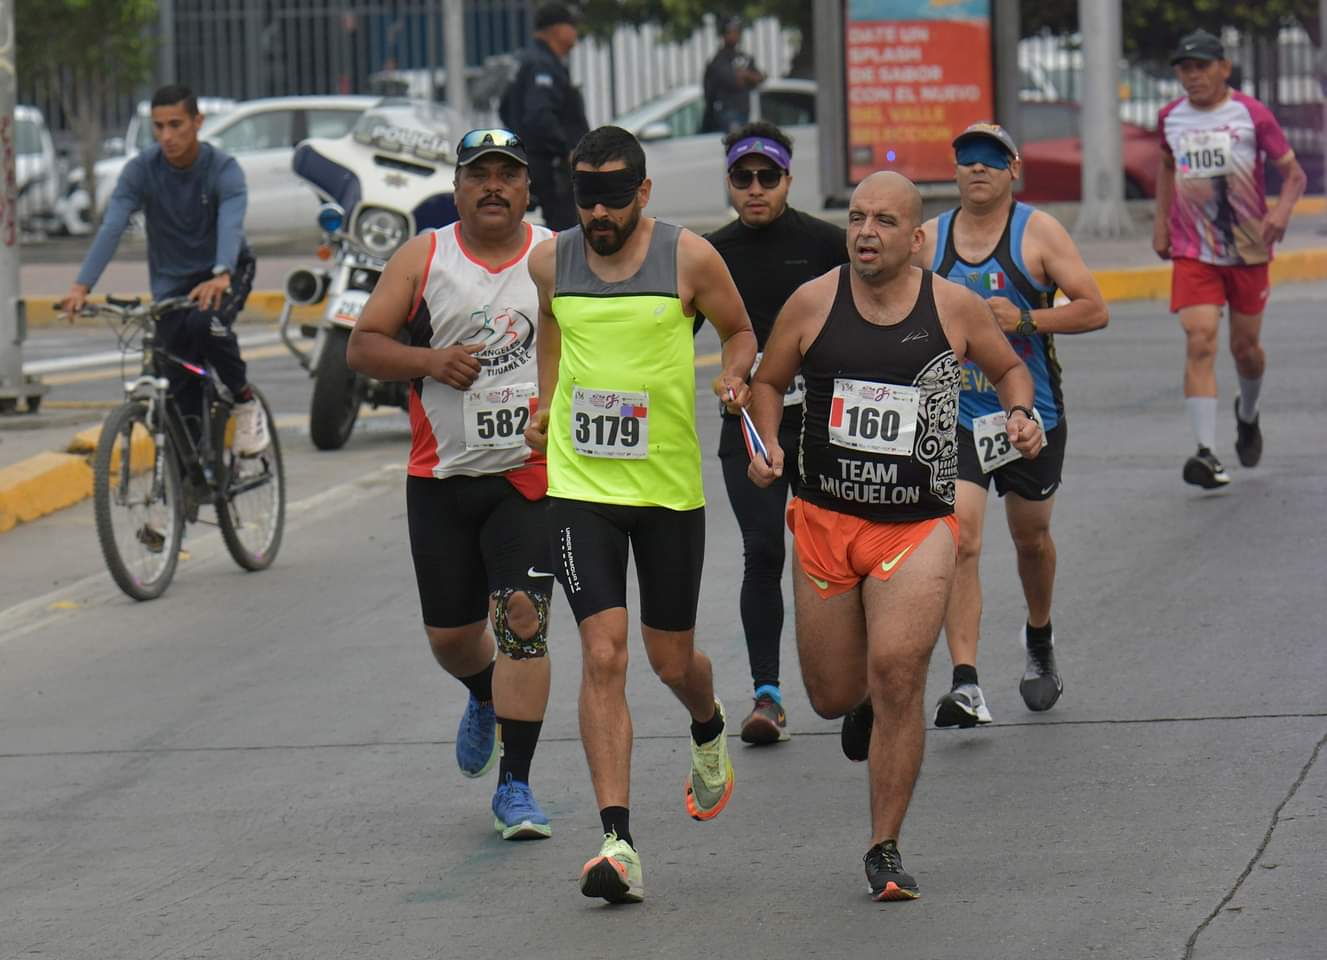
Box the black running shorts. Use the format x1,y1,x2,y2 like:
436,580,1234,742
406,475,554,629
547,497,705,631
956,421,1067,501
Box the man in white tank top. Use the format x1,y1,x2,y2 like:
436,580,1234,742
348,129,559,842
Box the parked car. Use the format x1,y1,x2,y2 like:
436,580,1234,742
14,105,63,233
610,78,821,222
57,95,374,238
1018,101,1161,202
55,97,238,235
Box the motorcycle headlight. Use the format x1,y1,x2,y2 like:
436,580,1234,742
355,208,409,258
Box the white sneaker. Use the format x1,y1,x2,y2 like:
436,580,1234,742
231,398,271,456
933,682,994,728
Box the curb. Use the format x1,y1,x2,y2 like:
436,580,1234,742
20,250,1327,325
22,292,321,329
0,419,155,535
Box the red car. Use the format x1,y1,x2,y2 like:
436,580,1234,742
1017,101,1161,202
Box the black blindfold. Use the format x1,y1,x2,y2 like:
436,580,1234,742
572,169,643,209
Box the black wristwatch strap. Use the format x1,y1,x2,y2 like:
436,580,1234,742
1007,404,1035,421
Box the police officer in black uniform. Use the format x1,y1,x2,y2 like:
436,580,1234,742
500,3,590,230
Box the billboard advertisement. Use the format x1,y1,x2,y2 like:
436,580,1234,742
845,0,995,184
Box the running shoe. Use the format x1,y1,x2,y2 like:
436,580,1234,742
1234,399,1263,467
455,693,498,778
1019,626,1063,712
231,397,271,457
863,839,920,901
1182,446,1231,489
580,831,644,903
740,693,790,745
933,682,994,728
491,773,551,840
684,700,734,820
840,699,873,762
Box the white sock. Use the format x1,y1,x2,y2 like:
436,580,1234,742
1186,396,1217,451
1237,376,1262,422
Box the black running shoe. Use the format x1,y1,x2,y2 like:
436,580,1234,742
1019,626,1063,712
1182,446,1231,489
840,699,873,762
863,840,920,901
1234,399,1262,467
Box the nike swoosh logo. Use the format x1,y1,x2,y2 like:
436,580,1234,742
880,546,911,573
527,567,557,579
805,570,831,591
1040,485,1057,496
901,329,929,343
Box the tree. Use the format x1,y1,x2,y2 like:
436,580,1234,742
577,1,816,77
16,0,157,220
1023,0,1319,63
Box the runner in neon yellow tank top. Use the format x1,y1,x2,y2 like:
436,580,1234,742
524,125,756,905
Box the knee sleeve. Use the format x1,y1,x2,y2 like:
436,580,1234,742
491,588,550,660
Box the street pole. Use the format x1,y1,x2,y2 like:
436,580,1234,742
444,0,469,119
0,0,45,414
1074,0,1132,238
159,0,177,85
1319,0,1327,197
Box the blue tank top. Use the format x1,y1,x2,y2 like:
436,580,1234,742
932,202,1064,430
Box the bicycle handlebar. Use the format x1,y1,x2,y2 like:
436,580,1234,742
80,295,196,322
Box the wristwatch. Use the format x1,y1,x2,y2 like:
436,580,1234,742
211,264,231,279
1007,404,1036,422
1015,308,1037,337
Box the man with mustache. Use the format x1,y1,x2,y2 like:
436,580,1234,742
747,171,1042,901
916,122,1107,728
703,121,848,745
348,130,558,842
524,125,756,904
1154,29,1305,488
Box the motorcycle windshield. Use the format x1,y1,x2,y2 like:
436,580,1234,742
350,99,464,165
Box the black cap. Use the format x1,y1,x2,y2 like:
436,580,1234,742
456,129,529,167
952,122,1019,158
722,16,744,33
1170,29,1224,66
534,2,579,30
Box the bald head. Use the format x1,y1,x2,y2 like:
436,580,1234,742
851,171,923,227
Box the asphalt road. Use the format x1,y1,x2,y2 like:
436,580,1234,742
1,293,1325,960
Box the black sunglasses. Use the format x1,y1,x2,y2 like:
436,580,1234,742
728,167,783,190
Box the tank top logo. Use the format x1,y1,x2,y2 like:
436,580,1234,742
472,305,535,376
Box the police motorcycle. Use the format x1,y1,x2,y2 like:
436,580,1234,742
279,99,465,450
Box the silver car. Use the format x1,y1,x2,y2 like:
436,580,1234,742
611,78,821,224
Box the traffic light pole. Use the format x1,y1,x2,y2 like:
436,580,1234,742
0,0,46,414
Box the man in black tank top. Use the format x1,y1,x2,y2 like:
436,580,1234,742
747,171,1044,902
703,121,848,746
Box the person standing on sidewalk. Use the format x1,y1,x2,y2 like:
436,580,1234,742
347,129,558,841
746,171,1042,900
499,2,590,230
917,122,1107,725
704,122,847,745
1154,29,1306,488
524,125,756,904
701,17,765,134
61,84,268,455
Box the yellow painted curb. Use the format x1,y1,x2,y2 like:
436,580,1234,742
0,451,94,533
1093,247,1327,303
21,293,323,328
68,421,156,475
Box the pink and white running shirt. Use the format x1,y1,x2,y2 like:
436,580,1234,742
406,221,554,479
1158,91,1293,266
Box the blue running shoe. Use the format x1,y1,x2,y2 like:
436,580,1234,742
492,773,552,840
456,693,498,778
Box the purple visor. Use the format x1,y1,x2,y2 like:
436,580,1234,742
725,136,791,172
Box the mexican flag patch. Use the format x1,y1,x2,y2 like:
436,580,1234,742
981,271,1006,291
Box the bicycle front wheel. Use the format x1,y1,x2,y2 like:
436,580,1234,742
92,401,185,601
216,386,285,571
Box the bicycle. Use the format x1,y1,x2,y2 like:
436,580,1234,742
83,295,286,601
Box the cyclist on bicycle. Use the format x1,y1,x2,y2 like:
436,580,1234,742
61,83,269,456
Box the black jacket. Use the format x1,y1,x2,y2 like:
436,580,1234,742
500,39,589,160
